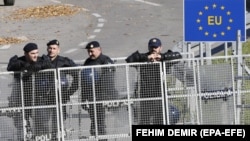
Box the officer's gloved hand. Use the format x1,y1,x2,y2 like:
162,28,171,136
172,51,182,60
20,65,32,79
27,63,41,72
162,50,182,61
22,70,33,79
33,64,42,72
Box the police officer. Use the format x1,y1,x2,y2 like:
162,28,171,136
126,38,182,125
81,41,117,141
46,39,79,139
126,38,182,63
7,42,53,141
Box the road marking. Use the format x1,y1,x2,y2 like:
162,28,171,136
97,23,104,28
78,42,88,47
65,4,74,7
135,0,162,7
51,1,106,53
51,0,61,3
92,13,102,18
98,18,106,23
94,29,101,33
64,48,78,54
0,45,11,50
17,36,28,41
81,8,89,12
87,35,96,40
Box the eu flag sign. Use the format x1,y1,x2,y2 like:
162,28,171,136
184,0,246,42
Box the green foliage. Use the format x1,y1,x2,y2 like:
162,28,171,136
242,41,250,54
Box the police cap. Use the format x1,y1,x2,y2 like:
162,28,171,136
23,43,38,53
148,38,162,48
85,41,100,49
47,39,60,46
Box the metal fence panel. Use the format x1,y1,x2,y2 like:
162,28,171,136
2,55,250,140
0,69,58,141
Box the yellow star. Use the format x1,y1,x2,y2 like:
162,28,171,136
212,4,216,9
221,6,225,10
199,26,203,30
213,34,217,38
205,32,209,36
198,11,203,15
227,11,231,15
204,6,209,10
196,19,201,23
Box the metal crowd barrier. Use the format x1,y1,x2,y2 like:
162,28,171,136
1,54,250,140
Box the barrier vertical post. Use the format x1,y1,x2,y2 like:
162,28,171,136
236,30,242,124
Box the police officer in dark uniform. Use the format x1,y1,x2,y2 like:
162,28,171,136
126,38,182,125
46,39,79,139
7,42,53,141
81,41,117,141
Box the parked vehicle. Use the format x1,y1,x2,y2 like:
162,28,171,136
3,0,15,6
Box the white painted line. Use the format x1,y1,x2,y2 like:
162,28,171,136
65,4,74,7
98,18,106,23
92,13,102,18
0,45,11,49
87,35,96,40
94,29,101,33
17,36,28,41
78,42,88,47
82,8,89,12
97,23,104,28
64,48,78,54
51,0,61,4
135,0,162,7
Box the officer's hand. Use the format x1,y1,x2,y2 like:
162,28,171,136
154,54,162,61
22,70,33,78
148,53,161,62
162,50,182,61
31,63,42,72
148,54,155,62
173,52,182,60
25,63,41,72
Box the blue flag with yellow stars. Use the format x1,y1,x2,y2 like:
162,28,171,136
184,0,246,42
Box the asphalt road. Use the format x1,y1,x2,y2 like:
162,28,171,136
0,1,244,140
0,0,183,140
0,0,183,69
